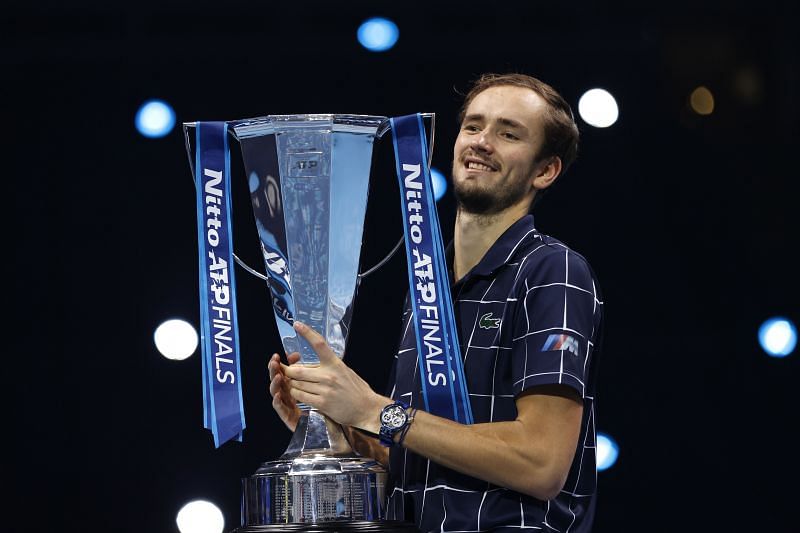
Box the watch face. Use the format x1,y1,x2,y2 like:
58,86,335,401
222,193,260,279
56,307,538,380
381,405,407,429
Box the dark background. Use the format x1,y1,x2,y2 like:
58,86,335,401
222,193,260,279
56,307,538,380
8,1,799,531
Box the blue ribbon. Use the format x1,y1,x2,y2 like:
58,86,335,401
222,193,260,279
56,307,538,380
195,121,246,447
390,114,473,424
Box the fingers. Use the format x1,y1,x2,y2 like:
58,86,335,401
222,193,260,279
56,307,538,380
270,372,300,428
268,353,282,381
272,390,299,432
283,363,320,382
268,352,301,385
267,352,302,432
289,386,319,408
268,355,295,400
269,372,284,398
293,322,337,363
272,389,288,411
290,378,326,397
269,351,299,378
272,387,296,411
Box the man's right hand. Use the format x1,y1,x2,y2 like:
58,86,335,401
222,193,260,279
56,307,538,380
268,352,301,432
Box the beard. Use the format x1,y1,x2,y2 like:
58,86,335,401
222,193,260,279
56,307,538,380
452,171,532,216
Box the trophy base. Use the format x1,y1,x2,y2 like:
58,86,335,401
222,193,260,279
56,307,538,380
234,520,418,532
239,411,410,527
240,454,388,525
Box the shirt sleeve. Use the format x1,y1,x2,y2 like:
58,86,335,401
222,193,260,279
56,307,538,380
511,247,600,398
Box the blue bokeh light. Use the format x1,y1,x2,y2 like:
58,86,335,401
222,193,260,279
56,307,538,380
596,432,619,471
430,168,448,202
357,17,399,52
135,99,176,138
758,317,797,357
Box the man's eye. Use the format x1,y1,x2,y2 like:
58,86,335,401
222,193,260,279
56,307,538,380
502,132,518,140
463,124,480,132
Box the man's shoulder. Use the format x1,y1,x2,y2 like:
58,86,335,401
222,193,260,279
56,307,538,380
510,231,597,286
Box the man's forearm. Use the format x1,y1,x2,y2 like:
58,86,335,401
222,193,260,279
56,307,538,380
390,393,583,500
399,411,546,497
342,425,389,467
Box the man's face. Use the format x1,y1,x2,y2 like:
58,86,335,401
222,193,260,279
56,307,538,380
452,85,548,215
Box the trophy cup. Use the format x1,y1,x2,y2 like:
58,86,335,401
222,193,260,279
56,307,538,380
184,114,431,531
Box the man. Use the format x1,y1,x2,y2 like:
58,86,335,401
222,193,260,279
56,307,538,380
269,73,604,531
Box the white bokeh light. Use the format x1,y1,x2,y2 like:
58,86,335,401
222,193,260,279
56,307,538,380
758,317,797,358
596,432,619,471
578,88,619,128
176,500,225,533
135,99,176,138
154,318,199,361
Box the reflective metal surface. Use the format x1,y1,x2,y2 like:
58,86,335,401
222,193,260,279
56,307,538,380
242,412,387,523
242,462,387,524
234,114,387,524
233,114,385,364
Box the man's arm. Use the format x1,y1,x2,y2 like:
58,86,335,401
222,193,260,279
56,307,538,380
397,386,582,500
284,321,583,501
341,425,389,467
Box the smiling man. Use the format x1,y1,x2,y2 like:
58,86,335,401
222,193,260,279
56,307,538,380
269,73,604,532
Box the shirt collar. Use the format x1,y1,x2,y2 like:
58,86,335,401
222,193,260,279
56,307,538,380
447,214,537,284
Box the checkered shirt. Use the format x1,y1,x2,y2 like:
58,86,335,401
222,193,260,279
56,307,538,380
385,215,604,532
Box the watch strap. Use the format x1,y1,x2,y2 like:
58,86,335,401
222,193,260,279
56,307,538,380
396,408,417,447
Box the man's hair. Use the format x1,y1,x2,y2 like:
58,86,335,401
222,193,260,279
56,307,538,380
458,73,580,174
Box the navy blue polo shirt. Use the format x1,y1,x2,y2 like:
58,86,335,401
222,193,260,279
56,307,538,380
385,215,604,532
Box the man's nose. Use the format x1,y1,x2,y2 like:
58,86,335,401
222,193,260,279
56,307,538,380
470,130,493,153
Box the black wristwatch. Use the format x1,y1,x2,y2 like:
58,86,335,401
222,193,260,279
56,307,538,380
378,400,410,447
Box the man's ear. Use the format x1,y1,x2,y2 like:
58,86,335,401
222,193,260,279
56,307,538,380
532,157,562,191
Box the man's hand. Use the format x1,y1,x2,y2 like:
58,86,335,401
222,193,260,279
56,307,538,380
283,322,387,433
268,351,301,432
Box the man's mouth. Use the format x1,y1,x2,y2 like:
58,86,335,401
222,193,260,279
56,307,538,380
464,158,498,172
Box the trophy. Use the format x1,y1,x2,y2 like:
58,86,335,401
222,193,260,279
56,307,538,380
184,114,433,531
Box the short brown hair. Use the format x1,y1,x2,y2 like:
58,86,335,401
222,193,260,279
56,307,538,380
458,73,579,174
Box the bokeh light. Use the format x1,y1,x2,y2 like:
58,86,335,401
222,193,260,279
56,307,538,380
758,317,797,357
596,432,619,471
154,318,199,361
176,500,225,533
578,88,619,128
689,86,715,115
430,168,448,202
135,99,176,138
357,17,399,52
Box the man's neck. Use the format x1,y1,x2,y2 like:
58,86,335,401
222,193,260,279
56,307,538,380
453,201,530,282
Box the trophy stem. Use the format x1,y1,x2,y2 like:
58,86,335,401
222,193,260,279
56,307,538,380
278,409,355,460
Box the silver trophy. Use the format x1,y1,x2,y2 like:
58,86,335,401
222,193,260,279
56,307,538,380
184,114,432,531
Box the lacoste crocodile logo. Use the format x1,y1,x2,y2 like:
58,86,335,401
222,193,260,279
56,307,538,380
479,312,501,329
